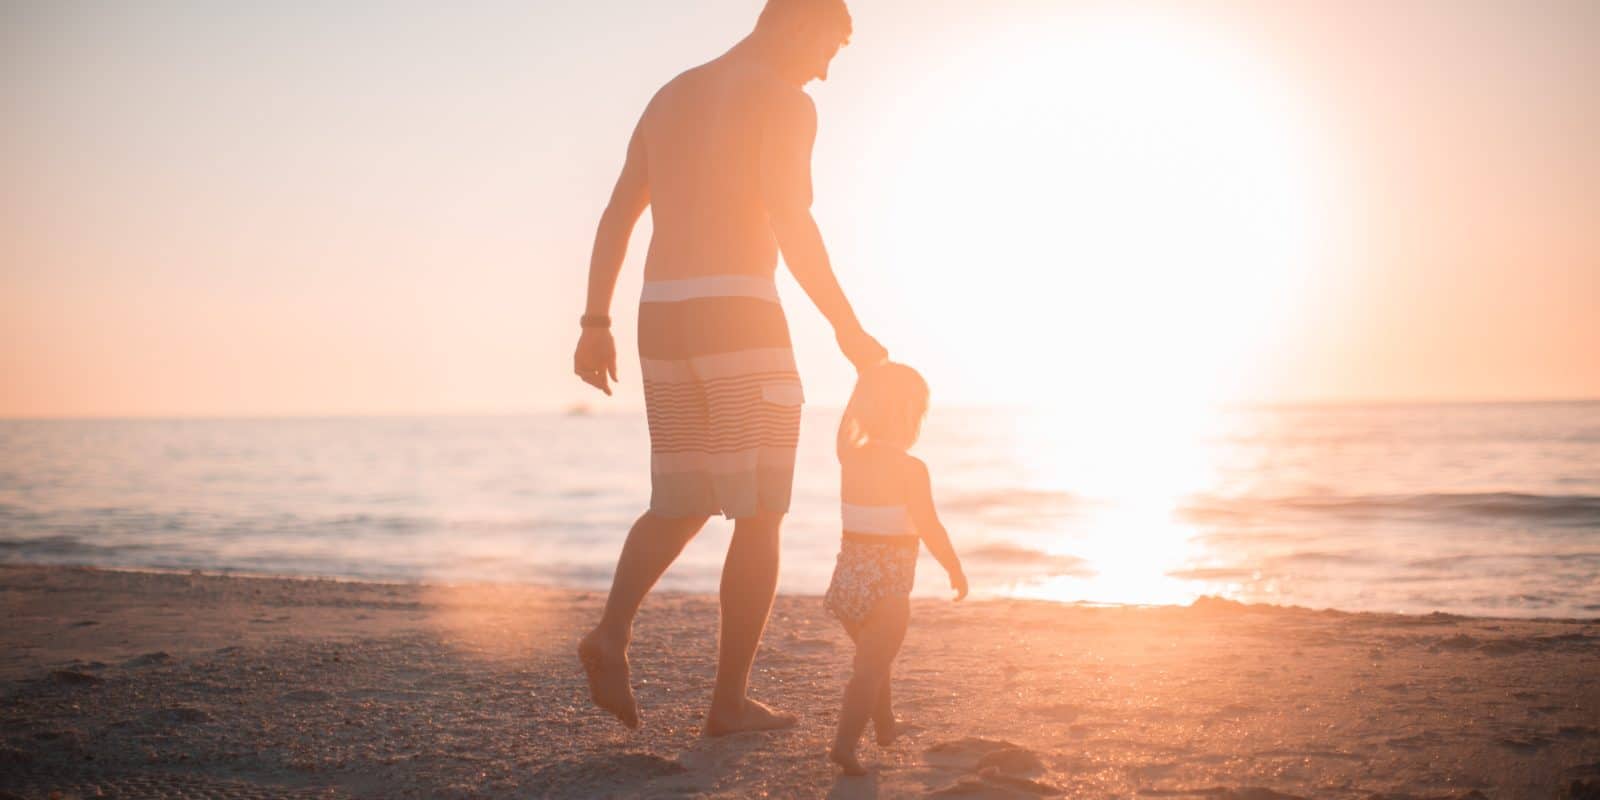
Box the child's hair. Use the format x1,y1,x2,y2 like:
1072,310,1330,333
837,362,930,460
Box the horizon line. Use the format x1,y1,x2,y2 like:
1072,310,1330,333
3,395,1599,422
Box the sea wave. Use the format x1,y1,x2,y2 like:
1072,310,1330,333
1183,492,1600,526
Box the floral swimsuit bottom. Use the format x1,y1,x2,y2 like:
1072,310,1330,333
824,503,919,629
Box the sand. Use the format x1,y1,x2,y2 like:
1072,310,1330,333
1,564,1597,799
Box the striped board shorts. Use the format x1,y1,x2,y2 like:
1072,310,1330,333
638,275,804,519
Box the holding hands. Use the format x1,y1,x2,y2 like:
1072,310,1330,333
837,324,888,372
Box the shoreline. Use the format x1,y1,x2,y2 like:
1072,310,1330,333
8,560,1598,626
2,563,1598,798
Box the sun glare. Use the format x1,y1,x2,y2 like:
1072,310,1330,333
863,8,1337,414
854,9,1339,606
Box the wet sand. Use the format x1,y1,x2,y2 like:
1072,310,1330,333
1,564,1597,799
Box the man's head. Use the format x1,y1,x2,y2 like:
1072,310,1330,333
754,0,852,84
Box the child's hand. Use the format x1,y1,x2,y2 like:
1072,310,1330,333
949,568,969,601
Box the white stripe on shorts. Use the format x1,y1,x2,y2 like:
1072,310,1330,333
641,348,800,384
652,447,799,476
640,276,780,304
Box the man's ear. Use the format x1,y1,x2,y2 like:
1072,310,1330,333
791,17,823,47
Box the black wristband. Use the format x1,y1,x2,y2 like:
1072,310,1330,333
580,314,611,329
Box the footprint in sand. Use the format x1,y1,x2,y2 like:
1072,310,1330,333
923,739,1063,796
926,778,1039,798
924,738,1028,771
975,748,1047,775
48,669,102,687
122,651,171,668
1497,734,1553,753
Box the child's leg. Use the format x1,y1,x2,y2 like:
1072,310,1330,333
830,596,910,774
873,680,896,745
847,619,901,745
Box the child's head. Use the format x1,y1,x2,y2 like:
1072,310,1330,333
837,362,929,459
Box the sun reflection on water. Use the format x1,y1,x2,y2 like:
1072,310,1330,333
995,403,1245,607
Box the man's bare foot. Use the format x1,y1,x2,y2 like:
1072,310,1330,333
577,629,639,729
703,698,797,737
874,715,900,747
829,746,868,776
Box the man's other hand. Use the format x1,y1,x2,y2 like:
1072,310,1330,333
574,328,619,395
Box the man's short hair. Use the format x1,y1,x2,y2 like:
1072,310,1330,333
757,0,853,44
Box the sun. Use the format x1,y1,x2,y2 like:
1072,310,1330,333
841,7,1343,606
857,6,1340,416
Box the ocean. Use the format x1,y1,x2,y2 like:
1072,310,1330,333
2,402,1597,619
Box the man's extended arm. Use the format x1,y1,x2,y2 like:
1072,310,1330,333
762,90,886,370
574,120,650,395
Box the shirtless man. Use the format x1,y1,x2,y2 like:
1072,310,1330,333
572,0,885,735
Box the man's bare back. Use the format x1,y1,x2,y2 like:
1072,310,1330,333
637,59,808,281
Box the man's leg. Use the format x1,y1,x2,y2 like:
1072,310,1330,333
705,510,795,735
579,510,709,728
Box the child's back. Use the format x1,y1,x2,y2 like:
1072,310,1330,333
841,444,910,505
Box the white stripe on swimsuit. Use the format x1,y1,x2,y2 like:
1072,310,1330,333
842,503,913,537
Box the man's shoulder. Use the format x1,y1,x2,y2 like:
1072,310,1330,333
646,60,813,130
647,68,695,111
739,68,810,108
703,58,814,111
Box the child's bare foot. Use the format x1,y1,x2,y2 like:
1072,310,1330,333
874,715,901,747
829,746,867,776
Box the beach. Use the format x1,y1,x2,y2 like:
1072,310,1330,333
6,0,1599,798
2,565,1597,799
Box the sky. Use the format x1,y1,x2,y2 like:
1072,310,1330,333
2,0,1597,418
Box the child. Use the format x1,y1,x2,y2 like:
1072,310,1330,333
825,362,967,775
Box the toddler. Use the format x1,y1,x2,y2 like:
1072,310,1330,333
824,362,967,774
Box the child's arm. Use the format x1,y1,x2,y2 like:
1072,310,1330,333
904,456,968,601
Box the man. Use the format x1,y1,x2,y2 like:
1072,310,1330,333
572,0,885,735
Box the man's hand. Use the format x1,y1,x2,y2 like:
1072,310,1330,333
573,328,618,396
837,325,888,372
